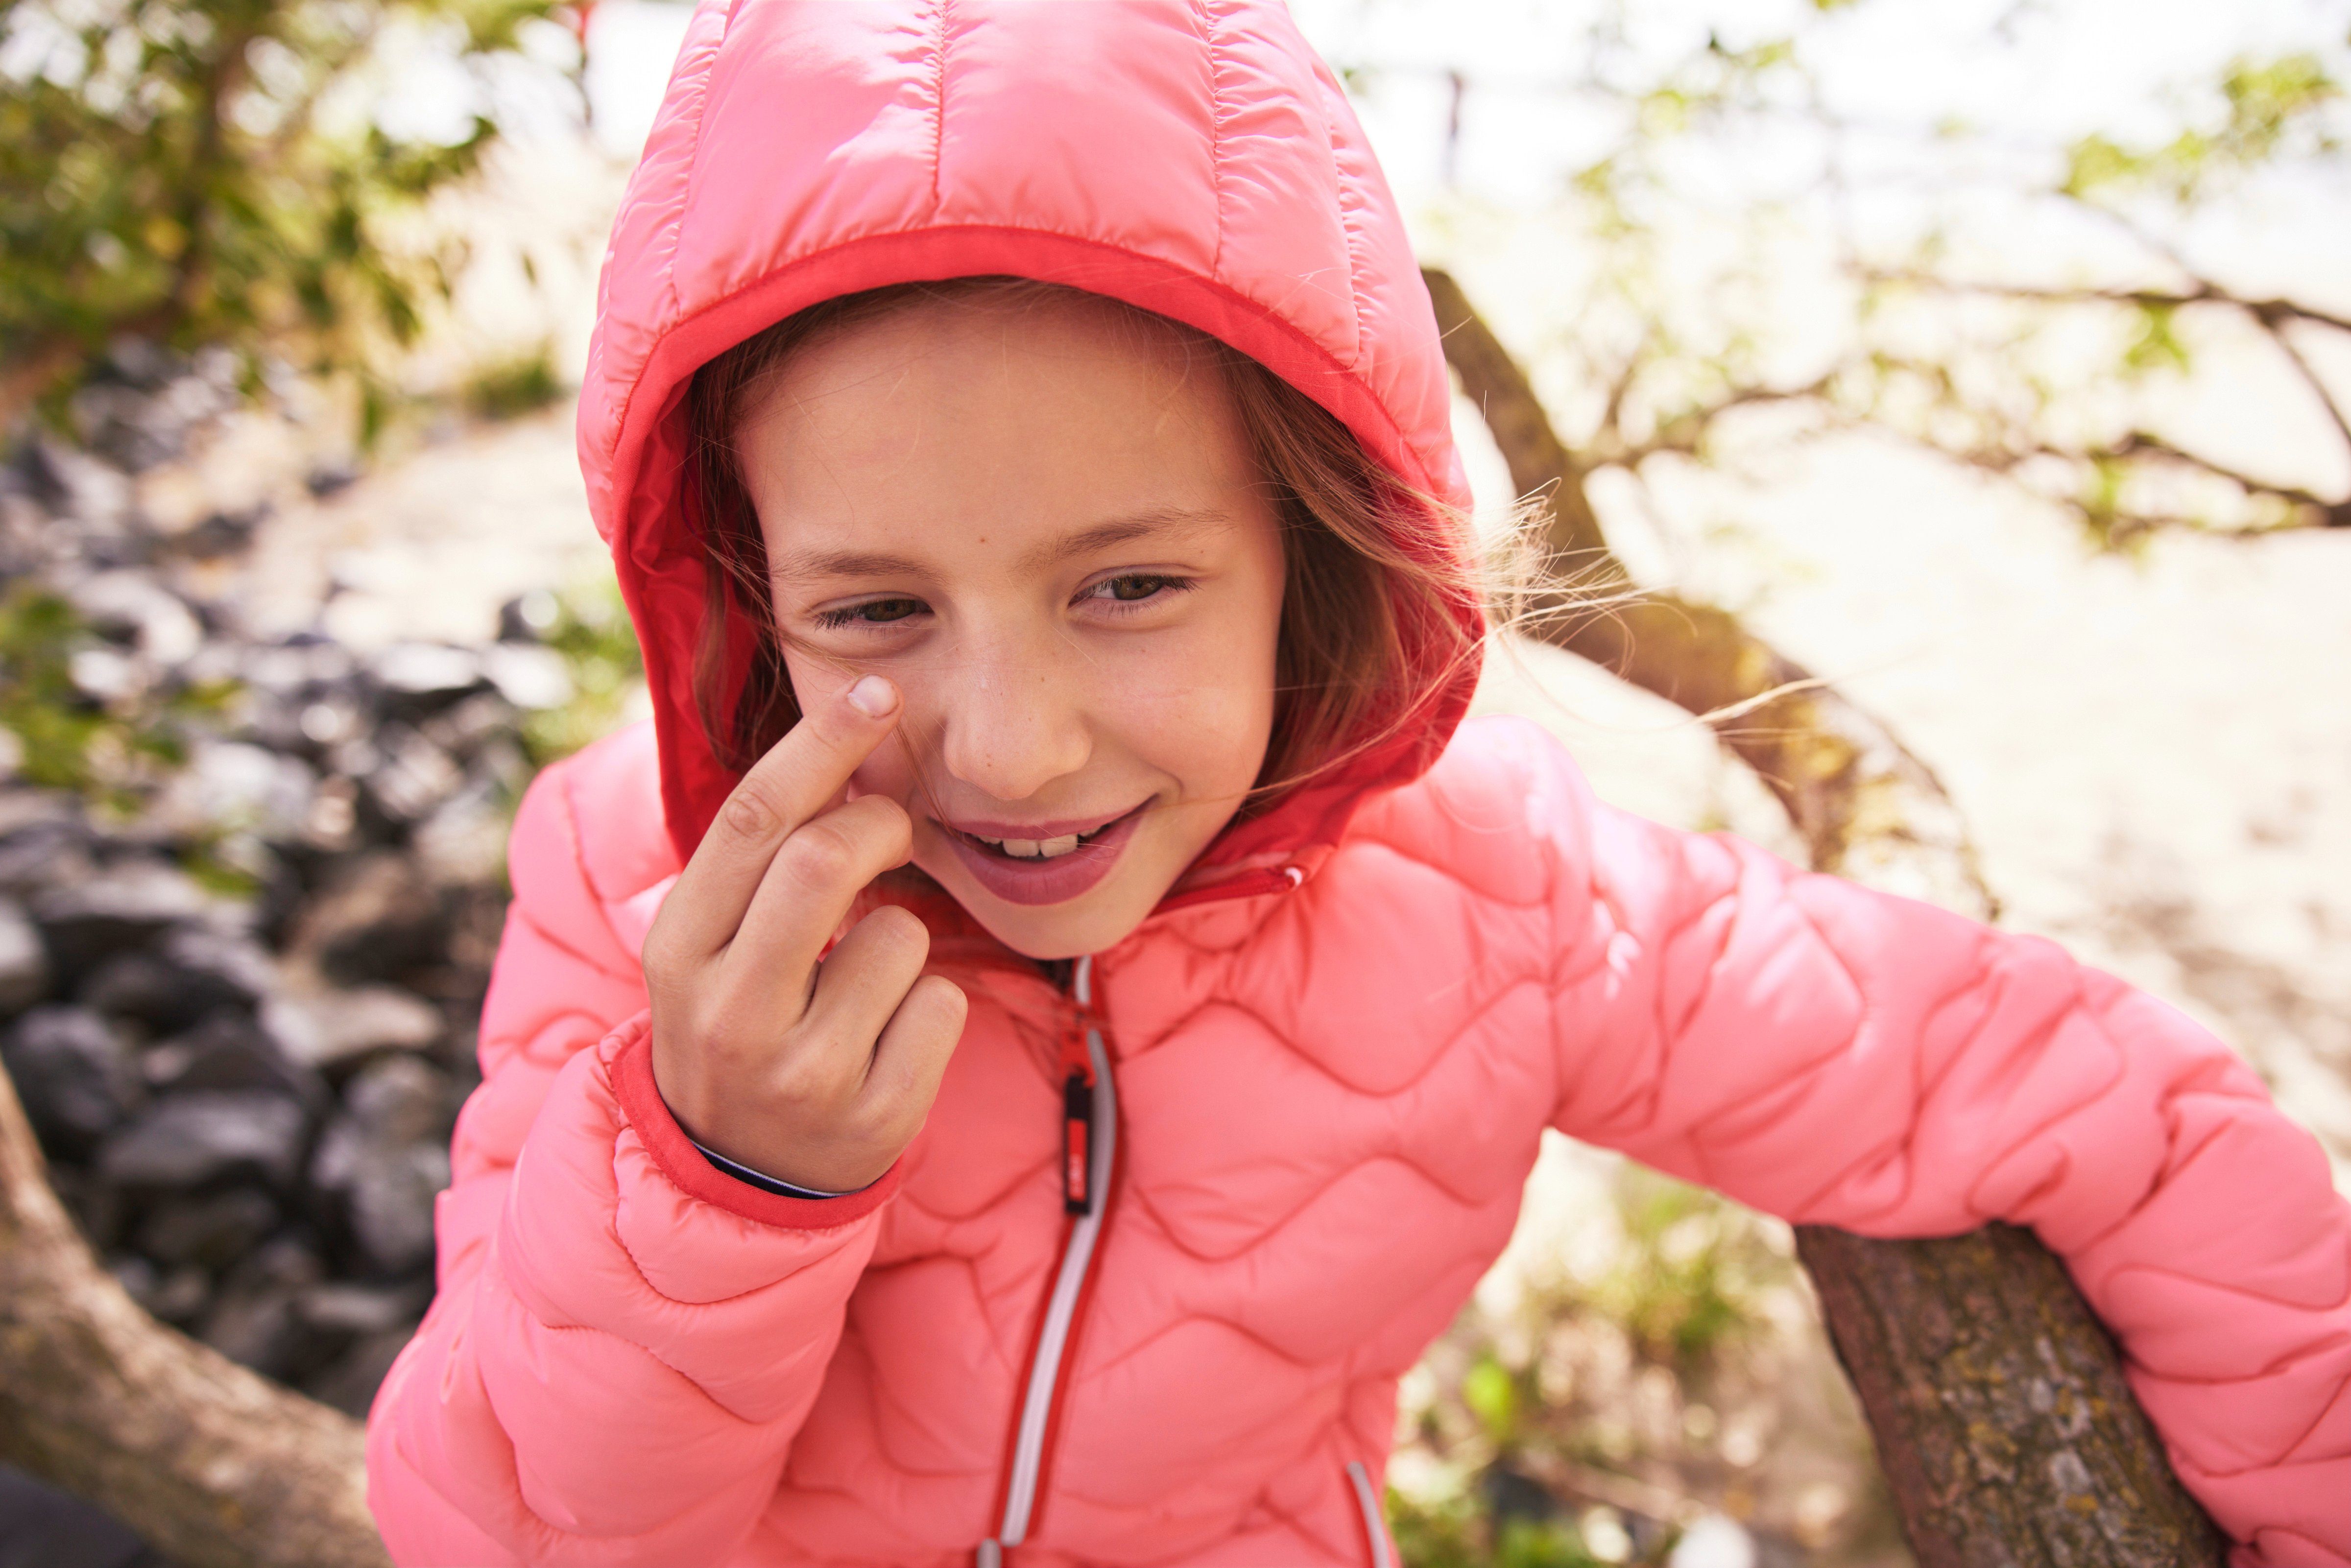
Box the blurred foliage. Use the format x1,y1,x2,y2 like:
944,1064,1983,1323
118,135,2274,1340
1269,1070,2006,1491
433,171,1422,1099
1592,1168,1776,1374
461,338,564,421
0,0,570,436
1385,1159,1896,1566
514,580,642,768
0,583,235,808
1395,1,2351,551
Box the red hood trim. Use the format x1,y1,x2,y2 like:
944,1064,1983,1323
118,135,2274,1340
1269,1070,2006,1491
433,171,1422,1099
589,225,1483,893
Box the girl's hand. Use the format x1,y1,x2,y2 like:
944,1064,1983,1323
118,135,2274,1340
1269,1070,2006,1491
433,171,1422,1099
642,675,968,1193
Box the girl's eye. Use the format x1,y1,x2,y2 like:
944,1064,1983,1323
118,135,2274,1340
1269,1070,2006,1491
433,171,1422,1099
814,596,925,630
1086,574,1193,606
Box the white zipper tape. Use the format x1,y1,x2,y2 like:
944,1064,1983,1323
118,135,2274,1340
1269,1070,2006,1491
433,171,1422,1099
987,955,1116,1555
1345,1461,1394,1568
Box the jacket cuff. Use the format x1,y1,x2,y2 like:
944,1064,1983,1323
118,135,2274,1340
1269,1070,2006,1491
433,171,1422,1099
607,1022,904,1230
684,1132,870,1200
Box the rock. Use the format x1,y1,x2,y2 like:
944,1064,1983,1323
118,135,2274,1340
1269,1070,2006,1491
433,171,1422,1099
153,739,316,842
371,643,482,703
1,1005,144,1157
286,851,443,983
110,1254,211,1327
199,1234,327,1380
261,982,443,1068
141,1009,326,1113
96,1091,307,1191
0,812,94,901
78,926,274,1031
29,859,212,974
303,1326,421,1418
134,1186,282,1269
358,725,465,826
67,569,205,667
311,1056,454,1275
480,641,573,711
413,781,512,889
297,1279,433,1338
498,590,561,642
0,893,52,1013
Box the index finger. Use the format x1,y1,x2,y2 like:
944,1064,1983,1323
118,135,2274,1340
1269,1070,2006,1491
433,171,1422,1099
653,673,903,960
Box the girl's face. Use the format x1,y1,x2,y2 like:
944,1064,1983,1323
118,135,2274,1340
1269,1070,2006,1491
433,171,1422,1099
738,294,1287,959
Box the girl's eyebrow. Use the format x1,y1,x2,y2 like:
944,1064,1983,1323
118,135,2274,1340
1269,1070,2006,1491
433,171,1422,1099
773,508,1233,583
1017,507,1234,571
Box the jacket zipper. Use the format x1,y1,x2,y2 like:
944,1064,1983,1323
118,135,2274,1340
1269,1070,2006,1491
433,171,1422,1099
978,954,1117,1566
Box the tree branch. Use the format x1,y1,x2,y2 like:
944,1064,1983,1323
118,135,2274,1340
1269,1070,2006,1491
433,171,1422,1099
1423,266,1996,915
0,1063,391,1568
1860,268,2351,337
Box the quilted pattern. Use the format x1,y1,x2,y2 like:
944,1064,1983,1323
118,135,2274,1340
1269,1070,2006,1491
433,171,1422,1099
363,4,2351,1564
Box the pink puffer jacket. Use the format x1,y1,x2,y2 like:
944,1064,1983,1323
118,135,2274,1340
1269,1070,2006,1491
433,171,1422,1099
363,3,2351,1564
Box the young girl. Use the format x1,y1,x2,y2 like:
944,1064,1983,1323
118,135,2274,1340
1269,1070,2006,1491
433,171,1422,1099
364,3,2350,1565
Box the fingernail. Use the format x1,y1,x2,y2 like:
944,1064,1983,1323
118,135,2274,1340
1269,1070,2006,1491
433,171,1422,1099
847,675,899,718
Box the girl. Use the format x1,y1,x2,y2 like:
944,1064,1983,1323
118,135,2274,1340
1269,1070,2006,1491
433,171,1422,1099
364,3,2350,1565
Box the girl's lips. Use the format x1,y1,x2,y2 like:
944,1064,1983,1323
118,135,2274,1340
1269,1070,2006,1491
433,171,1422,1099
937,804,1147,907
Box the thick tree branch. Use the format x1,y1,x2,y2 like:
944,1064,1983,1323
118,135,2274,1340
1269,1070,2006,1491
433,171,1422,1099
1424,266,2226,1568
0,1063,392,1568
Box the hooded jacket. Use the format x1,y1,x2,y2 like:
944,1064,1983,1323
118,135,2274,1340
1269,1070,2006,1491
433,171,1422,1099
362,3,2351,1564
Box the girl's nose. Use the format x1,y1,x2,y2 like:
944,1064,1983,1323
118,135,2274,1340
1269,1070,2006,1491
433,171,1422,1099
933,656,1093,802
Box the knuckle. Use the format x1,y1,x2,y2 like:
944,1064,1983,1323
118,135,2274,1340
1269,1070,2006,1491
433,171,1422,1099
720,781,785,840
777,824,855,885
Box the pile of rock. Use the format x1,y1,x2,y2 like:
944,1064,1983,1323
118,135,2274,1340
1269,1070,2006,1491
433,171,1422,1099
1,350,589,1423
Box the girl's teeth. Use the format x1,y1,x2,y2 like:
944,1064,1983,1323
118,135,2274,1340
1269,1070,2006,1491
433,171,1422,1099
981,833,1087,860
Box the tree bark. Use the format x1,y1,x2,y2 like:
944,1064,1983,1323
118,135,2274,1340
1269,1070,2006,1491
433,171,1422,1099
0,1061,392,1568
1423,266,2225,1566
1797,1225,2226,1567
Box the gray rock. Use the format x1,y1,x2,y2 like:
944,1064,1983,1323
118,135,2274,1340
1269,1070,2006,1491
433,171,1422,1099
2,1005,143,1156
312,1056,454,1275
97,1091,306,1191
480,641,573,711
199,1235,326,1379
0,894,51,1013
108,1254,212,1329
67,570,204,667
359,725,465,826
154,740,316,842
134,1186,281,1269
78,926,273,1031
287,851,443,984
297,1279,433,1338
262,983,442,1069
303,1325,420,1418
371,643,482,702
30,859,212,974
142,1009,326,1113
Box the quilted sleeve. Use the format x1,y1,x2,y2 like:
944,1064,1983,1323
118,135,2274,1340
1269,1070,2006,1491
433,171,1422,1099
1509,724,2351,1568
362,753,896,1567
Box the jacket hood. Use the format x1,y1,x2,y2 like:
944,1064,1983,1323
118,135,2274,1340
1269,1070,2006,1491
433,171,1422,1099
579,0,1482,884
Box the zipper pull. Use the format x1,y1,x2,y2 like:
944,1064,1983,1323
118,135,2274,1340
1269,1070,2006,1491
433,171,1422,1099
1061,1070,1093,1215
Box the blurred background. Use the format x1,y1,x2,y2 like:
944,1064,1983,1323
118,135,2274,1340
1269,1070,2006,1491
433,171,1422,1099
0,0,2345,1564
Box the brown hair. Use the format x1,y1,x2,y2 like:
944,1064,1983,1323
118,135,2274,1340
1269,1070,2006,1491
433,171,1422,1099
682,278,1482,810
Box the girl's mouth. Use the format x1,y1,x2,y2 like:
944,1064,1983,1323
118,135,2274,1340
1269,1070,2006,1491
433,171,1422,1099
938,804,1148,906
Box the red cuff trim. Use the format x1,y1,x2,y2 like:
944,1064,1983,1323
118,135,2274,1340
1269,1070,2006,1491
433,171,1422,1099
609,1025,904,1230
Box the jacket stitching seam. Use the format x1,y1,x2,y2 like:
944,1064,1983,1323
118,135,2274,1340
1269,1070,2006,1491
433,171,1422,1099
930,0,950,212
1197,0,1227,276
